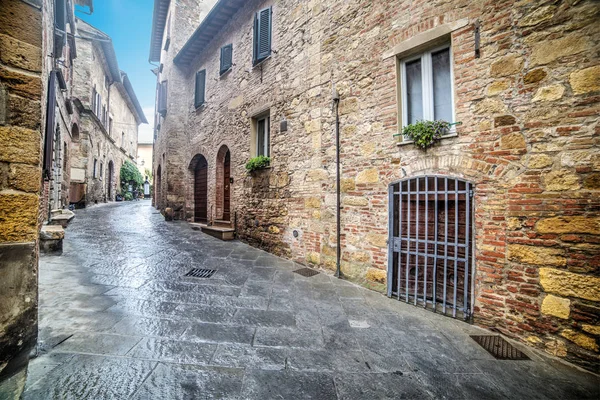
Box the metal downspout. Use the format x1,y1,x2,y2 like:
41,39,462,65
333,87,341,278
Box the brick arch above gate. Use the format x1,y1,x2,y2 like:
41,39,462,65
398,153,527,188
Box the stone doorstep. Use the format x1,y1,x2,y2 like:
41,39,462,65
190,223,235,241
49,209,75,228
39,225,64,254
39,225,65,241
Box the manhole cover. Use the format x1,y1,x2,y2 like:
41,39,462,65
293,268,319,277
470,335,529,360
185,268,216,278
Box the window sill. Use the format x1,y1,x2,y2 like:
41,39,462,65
194,103,206,112
252,55,271,69
396,131,458,147
219,68,232,78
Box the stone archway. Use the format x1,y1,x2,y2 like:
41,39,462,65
215,145,231,222
189,154,208,223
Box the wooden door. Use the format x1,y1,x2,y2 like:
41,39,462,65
194,159,208,222
223,151,231,221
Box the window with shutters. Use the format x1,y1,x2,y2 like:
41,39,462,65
220,44,233,75
399,44,456,141
195,70,206,108
164,14,171,51
91,86,97,113
99,162,103,180
158,81,168,115
251,114,270,157
54,0,67,56
253,7,272,66
93,159,98,179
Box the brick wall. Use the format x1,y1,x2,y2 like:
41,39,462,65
155,0,600,370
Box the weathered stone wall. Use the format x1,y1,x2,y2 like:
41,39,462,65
156,0,600,370
72,23,141,204
0,0,44,390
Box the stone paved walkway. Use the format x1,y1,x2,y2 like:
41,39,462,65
23,201,598,399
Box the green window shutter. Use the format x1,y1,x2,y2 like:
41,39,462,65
195,70,206,108
158,81,167,115
220,44,233,75
253,7,272,65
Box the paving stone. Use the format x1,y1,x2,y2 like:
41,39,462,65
210,344,287,370
241,370,337,399
231,308,296,327
334,372,434,400
131,363,244,400
182,322,255,345
110,316,189,338
287,348,368,372
254,327,324,349
23,354,156,400
128,338,217,365
52,332,141,356
168,303,237,323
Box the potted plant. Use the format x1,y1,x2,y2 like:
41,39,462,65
400,120,457,150
245,155,271,173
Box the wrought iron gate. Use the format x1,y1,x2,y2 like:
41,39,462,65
387,176,475,320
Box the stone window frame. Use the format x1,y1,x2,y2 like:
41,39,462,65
250,109,271,158
383,19,468,146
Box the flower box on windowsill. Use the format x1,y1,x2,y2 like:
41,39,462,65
395,121,461,148
245,156,271,174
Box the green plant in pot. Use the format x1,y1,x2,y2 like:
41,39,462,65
245,156,270,173
402,120,451,149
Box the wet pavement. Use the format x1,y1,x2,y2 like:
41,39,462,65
23,201,598,399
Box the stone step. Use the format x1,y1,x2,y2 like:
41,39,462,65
40,225,64,254
49,209,75,228
213,219,233,228
190,223,235,241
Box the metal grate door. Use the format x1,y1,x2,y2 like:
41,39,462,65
387,176,475,320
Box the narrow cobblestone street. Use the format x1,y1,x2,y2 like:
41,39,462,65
22,202,598,399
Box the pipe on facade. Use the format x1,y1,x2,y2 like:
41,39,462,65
333,86,342,279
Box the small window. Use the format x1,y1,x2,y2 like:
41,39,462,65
121,132,125,147
109,117,113,136
220,44,233,75
99,162,103,179
194,70,206,108
93,159,98,178
91,86,97,111
104,75,109,89
253,7,272,66
400,45,454,137
256,115,270,157
54,0,67,55
158,81,168,115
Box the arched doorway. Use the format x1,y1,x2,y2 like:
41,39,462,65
107,161,114,200
155,165,162,208
216,145,231,222
190,154,208,223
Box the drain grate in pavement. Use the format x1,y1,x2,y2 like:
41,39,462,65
470,335,529,360
185,268,216,278
293,267,319,277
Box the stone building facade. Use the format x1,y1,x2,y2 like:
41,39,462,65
71,20,147,205
151,0,600,370
1,0,91,394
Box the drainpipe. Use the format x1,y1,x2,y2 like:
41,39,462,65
333,86,342,279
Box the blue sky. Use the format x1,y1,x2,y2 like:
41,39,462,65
76,0,156,142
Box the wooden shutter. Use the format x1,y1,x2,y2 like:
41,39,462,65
158,81,167,115
253,7,272,65
43,71,57,179
54,0,67,55
195,70,206,108
220,44,233,75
